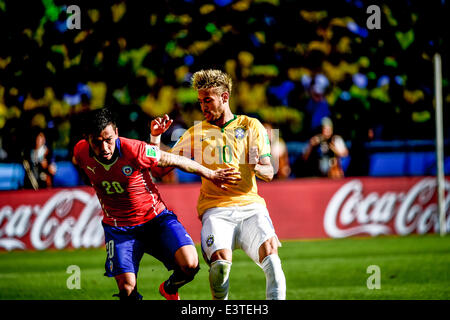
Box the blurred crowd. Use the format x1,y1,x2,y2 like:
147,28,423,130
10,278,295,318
0,0,448,185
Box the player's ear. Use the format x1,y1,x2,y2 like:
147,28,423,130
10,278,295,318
221,91,229,104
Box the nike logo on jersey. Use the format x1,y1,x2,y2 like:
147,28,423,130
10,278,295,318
87,165,96,174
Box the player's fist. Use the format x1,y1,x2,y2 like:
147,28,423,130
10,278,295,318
151,114,173,136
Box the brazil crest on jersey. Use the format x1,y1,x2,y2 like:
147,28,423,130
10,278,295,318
74,137,166,227
170,115,271,216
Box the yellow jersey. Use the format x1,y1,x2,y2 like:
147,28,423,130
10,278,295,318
170,115,271,216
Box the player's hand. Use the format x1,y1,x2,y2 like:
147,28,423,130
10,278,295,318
209,168,242,190
151,114,173,136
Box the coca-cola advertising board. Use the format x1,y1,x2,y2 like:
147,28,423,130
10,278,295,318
0,177,449,251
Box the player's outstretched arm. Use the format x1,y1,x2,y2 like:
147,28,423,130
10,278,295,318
158,151,241,190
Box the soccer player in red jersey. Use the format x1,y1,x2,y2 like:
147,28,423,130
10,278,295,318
72,108,241,300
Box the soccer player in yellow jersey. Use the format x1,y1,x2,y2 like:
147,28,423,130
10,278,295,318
152,69,286,300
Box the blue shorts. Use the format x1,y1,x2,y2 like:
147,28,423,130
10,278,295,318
102,209,195,277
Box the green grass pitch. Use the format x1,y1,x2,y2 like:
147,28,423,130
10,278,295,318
0,234,449,300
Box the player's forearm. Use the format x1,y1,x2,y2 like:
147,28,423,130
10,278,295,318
151,166,174,179
158,151,213,179
254,163,274,182
150,134,161,148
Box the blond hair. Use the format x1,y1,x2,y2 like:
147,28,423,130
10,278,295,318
191,69,232,96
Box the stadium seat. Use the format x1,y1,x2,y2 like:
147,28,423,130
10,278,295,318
429,155,450,175
286,141,308,166
53,161,81,187
406,152,436,176
369,152,407,176
0,163,25,190
340,155,351,174
53,148,69,161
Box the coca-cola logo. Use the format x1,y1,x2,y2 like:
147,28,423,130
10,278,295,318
0,190,104,251
324,178,450,238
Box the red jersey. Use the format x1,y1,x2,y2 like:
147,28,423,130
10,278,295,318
73,137,166,227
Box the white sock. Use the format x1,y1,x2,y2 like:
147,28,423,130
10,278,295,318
209,260,232,300
261,254,286,300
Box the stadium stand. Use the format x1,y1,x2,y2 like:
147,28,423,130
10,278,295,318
0,163,25,190
0,0,448,189
52,161,81,187
406,151,437,176
369,152,408,177
368,151,450,177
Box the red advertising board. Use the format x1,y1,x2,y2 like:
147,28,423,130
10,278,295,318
0,177,449,251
